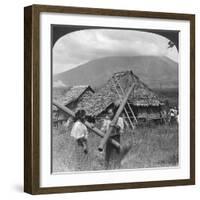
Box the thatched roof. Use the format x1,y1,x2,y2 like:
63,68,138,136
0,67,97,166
61,85,94,106
78,71,164,117
53,85,94,111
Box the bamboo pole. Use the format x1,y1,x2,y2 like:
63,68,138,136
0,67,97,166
111,79,135,130
53,101,120,149
98,82,136,152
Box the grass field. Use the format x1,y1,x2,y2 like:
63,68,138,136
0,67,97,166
52,123,178,173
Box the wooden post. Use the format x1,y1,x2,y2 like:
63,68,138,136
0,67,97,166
98,82,136,152
53,101,120,149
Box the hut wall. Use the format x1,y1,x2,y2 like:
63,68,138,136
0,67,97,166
136,106,161,120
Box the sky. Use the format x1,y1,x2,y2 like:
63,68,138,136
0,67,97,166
53,29,178,75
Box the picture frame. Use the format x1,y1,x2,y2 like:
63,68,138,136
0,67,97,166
24,4,195,194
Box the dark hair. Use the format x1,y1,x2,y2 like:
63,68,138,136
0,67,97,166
106,106,117,120
86,115,96,124
74,109,86,122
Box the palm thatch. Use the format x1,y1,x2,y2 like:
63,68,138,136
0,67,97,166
77,71,164,117
61,85,94,106
52,85,94,121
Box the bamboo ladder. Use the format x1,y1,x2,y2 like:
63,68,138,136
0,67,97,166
111,78,137,131
115,78,138,124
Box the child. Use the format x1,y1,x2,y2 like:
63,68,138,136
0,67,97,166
101,108,133,169
101,109,125,135
71,109,88,154
101,108,126,169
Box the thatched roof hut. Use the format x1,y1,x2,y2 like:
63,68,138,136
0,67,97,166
77,71,164,120
61,85,94,107
53,85,94,122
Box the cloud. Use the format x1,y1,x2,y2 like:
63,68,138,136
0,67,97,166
53,80,66,87
53,29,178,74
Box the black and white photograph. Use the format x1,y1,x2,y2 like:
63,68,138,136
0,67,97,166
51,25,179,173
23,4,195,194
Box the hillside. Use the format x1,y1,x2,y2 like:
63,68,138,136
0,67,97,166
53,56,178,89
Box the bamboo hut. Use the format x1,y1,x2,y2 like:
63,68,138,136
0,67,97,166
77,71,164,122
53,85,94,126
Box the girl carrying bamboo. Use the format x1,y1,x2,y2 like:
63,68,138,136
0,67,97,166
101,108,132,169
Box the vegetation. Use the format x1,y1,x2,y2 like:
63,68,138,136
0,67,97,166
52,123,178,173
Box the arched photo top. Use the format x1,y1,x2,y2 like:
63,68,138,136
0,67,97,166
52,27,179,75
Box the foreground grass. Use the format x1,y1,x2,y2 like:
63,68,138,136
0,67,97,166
52,124,178,173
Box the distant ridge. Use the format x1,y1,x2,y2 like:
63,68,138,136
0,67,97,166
54,56,178,89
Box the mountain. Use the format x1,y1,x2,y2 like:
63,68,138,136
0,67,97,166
53,56,178,90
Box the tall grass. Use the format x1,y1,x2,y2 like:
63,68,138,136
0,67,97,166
52,124,178,173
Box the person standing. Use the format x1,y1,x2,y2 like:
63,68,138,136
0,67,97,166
71,109,88,154
101,108,130,169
